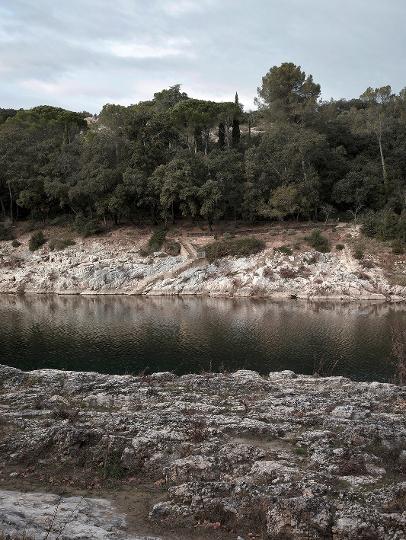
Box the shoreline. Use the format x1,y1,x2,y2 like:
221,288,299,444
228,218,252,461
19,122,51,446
1,225,406,302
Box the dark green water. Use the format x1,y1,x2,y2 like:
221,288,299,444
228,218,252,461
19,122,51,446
0,295,404,382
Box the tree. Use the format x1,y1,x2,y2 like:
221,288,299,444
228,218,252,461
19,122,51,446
256,62,321,125
259,184,299,220
199,180,223,230
355,86,393,190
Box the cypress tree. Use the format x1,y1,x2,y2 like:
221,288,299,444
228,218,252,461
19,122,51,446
232,91,240,147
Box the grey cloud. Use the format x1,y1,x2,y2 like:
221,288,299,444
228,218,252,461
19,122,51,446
1,0,405,112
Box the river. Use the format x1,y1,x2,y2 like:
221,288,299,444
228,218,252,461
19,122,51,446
0,295,404,382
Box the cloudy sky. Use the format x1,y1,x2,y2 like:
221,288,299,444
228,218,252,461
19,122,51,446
1,0,405,113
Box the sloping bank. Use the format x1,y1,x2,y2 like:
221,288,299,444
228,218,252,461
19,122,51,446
0,365,405,539
0,237,405,301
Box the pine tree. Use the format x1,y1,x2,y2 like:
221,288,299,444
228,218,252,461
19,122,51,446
232,91,240,147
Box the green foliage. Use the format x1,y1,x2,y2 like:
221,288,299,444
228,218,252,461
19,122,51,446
304,230,330,252
391,239,405,255
353,246,364,260
1,68,406,232
164,239,181,256
275,245,293,255
335,243,345,251
49,238,76,251
29,231,46,252
74,216,102,238
0,223,13,241
205,237,265,262
256,62,321,124
362,209,405,242
11,239,21,248
148,228,167,252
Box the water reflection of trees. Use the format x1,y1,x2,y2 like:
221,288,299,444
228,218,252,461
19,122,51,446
0,294,403,380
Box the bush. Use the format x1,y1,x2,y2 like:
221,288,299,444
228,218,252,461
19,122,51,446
205,237,265,262
335,243,345,251
392,239,405,255
353,246,364,260
305,230,330,253
361,259,374,269
11,239,21,248
148,229,167,252
29,231,46,251
279,267,298,279
164,239,181,256
363,209,406,243
74,215,102,237
275,245,293,256
49,238,76,251
139,229,167,257
0,223,13,241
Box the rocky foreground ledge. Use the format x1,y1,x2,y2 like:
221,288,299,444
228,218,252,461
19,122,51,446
0,366,405,539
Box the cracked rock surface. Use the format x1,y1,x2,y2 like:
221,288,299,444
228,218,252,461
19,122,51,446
1,229,405,301
0,365,405,538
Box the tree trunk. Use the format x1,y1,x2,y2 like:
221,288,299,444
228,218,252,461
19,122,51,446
377,132,388,189
8,182,13,223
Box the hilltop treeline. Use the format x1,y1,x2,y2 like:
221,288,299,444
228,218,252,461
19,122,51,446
1,63,406,239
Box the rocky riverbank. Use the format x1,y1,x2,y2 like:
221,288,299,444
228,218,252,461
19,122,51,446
0,365,405,539
0,226,405,301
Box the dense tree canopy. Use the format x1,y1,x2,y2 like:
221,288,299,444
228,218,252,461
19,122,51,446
1,68,406,233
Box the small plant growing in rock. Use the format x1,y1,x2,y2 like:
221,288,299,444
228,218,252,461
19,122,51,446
361,259,374,269
352,243,365,260
392,239,405,255
164,239,180,256
335,243,345,251
11,239,21,248
275,245,293,255
29,231,46,251
279,267,298,279
304,230,330,253
49,238,76,251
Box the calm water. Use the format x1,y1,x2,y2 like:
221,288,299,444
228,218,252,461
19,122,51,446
0,295,404,382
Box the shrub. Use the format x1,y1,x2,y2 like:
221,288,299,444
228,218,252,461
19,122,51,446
140,229,167,256
49,238,76,251
74,215,102,237
148,228,167,252
275,245,293,256
363,209,406,243
392,239,405,255
205,237,265,262
353,246,364,260
11,239,21,248
361,259,374,269
279,267,298,279
29,231,46,252
305,230,330,252
0,223,13,241
164,239,181,256
335,243,345,251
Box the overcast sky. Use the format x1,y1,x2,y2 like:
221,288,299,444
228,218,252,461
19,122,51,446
1,0,405,113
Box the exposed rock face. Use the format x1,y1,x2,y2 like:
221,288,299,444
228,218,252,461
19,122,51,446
0,365,405,539
0,232,405,301
0,490,155,539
